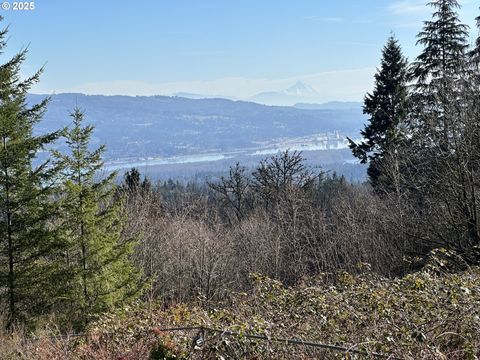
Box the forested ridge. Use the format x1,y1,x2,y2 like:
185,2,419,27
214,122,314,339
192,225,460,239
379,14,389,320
2,1,480,358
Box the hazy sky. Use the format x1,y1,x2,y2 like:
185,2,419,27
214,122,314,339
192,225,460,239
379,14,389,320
2,0,478,101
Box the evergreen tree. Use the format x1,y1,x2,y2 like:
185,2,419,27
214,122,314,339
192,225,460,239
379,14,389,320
348,36,409,192
407,0,470,161
406,0,469,184
409,0,468,140
403,1,480,262
411,0,468,87
0,19,64,329
54,108,141,328
124,168,141,192
123,167,152,194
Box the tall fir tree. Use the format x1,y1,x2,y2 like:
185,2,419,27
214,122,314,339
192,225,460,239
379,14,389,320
122,167,152,194
407,0,469,174
409,0,468,138
0,19,64,329
411,0,469,87
403,1,480,261
123,168,141,192
348,36,409,192
54,108,141,329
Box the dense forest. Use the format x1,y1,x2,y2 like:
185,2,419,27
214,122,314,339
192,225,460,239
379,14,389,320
2,0,480,358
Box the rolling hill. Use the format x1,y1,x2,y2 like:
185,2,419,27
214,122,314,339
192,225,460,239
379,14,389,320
29,93,365,164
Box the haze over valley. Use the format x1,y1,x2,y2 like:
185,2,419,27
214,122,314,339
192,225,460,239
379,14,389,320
29,91,366,179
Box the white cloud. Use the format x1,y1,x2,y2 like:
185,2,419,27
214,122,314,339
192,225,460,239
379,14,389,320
389,0,478,32
388,0,428,15
33,68,376,103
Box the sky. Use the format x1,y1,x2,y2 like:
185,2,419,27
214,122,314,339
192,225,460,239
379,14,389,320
2,0,479,102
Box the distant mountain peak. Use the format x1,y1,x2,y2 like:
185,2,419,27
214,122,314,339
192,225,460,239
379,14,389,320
283,81,318,97
249,81,320,106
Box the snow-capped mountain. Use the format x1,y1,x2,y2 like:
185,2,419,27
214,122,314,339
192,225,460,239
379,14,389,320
250,81,321,106
282,81,319,97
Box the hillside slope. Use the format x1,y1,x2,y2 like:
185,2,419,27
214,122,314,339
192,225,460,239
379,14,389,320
29,93,365,161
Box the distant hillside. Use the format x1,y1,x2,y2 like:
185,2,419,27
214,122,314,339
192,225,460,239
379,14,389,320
294,101,363,111
173,92,238,101
28,93,365,161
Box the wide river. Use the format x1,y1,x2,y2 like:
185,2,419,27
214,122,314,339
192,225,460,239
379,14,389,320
104,138,356,171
